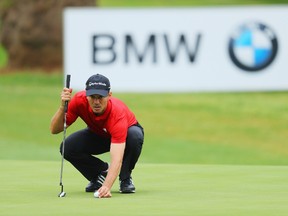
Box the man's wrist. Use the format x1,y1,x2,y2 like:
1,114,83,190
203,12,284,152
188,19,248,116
103,183,112,189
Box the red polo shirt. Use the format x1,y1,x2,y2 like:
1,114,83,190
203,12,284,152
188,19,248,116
66,91,137,143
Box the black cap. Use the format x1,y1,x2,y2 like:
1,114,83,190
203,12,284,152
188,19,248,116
85,74,111,97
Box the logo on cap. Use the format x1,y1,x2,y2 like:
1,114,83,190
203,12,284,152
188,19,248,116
85,74,110,96
228,22,278,72
88,82,107,87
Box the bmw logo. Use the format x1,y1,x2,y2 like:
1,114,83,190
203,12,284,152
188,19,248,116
228,22,278,72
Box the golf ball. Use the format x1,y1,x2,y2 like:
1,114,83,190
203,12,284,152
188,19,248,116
94,191,100,198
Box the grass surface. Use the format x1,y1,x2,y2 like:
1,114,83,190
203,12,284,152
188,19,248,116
0,160,288,216
0,72,287,165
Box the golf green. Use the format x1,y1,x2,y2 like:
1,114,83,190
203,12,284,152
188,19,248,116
1,160,287,216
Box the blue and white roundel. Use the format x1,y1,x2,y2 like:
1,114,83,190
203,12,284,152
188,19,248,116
228,22,278,72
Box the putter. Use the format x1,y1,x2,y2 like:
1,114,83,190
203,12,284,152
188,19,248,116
58,74,71,197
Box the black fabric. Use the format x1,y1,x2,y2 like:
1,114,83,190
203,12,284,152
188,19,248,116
60,124,144,181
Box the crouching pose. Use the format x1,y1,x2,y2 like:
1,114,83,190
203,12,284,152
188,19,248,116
50,74,144,198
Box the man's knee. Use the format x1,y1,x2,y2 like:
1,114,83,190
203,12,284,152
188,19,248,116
59,141,74,160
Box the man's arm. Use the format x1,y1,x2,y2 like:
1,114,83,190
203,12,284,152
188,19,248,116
98,142,125,198
50,106,65,134
50,87,72,134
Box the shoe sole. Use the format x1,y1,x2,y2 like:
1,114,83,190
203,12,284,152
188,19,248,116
119,189,135,193
85,189,98,192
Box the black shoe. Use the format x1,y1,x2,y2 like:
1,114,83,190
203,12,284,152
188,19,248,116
120,177,135,193
85,171,108,192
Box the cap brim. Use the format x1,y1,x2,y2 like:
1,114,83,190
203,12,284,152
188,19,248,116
86,89,109,97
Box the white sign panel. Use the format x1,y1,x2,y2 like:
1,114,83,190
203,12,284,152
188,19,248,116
64,7,288,92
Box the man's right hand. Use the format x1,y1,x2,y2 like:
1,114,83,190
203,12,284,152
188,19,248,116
60,87,72,107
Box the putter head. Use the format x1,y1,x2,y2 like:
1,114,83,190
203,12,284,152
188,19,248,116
58,191,66,197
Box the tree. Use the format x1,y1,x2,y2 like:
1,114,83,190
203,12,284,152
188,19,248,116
0,0,96,70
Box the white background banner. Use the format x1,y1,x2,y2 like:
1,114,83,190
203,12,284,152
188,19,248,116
64,7,288,92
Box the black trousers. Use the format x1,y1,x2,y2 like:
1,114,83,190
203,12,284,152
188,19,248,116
60,124,144,181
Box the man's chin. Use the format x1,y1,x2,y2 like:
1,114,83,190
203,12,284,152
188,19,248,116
93,108,103,115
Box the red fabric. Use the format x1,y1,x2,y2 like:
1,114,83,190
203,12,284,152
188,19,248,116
66,91,137,143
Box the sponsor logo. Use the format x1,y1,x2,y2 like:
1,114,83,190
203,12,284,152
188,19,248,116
89,82,107,87
228,22,278,72
92,34,202,64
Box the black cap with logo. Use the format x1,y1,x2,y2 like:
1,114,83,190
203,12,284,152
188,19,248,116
85,74,111,97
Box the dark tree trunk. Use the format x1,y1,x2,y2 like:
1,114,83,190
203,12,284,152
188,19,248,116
0,0,96,70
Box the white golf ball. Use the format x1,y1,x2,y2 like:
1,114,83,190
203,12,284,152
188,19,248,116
94,191,100,198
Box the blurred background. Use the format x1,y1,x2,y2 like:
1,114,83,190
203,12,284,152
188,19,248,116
0,0,287,165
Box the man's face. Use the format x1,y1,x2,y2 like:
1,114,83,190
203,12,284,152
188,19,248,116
87,92,111,115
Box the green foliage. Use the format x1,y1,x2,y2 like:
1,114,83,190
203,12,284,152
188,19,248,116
0,72,287,165
0,45,7,67
0,0,13,10
98,0,288,6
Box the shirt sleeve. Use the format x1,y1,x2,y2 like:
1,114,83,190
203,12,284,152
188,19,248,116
109,113,128,144
66,95,79,126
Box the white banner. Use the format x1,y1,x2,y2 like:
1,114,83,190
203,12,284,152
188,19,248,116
64,7,288,92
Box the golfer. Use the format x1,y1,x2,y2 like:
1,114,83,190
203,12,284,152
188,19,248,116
50,74,144,198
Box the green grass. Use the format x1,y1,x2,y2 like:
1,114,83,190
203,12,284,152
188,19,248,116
0,160,288,216
120,92,288,165
0,71,287,215
0,72,287,165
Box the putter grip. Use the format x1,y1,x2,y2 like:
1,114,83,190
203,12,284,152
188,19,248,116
64,74,71,113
